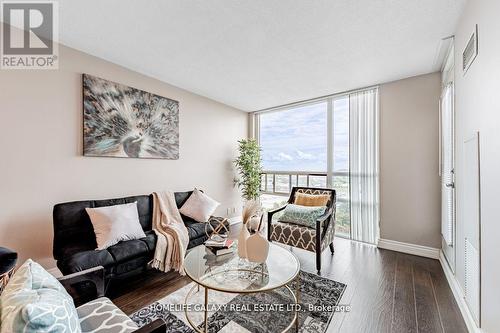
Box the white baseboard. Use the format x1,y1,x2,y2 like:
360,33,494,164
377,238,440,259
439,251,481,333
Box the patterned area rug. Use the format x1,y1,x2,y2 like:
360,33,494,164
131,270,346,333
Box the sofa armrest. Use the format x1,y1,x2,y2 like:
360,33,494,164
134,319,166,333
58,266,105,305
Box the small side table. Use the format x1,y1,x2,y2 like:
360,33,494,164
0,247,18,294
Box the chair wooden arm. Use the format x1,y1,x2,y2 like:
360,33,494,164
316,210,332,225
134,319,166,333
267,205,287,239
316,208,335,238
58,266,105,305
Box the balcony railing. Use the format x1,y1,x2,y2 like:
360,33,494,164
260,170,349,199
260,170,351,238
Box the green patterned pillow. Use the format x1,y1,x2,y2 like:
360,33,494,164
0,259,81,333
278,204,326,228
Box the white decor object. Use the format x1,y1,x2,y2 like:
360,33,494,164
179,188,220,222
85,202,146,250
246,216,269,263
248,216,261,232
238,200,260,259
237,224,250,259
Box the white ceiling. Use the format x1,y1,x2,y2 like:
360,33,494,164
58,1,465,111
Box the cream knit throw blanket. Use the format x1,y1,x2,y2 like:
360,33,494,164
151,191,189,274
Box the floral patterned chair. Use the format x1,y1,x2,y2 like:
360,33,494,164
267,187,336,273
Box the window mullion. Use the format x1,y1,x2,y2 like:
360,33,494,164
326,98,334,187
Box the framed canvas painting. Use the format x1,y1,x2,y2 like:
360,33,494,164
83,74,179,159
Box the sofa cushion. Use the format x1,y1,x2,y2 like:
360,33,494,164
106,239,150,264
77,297,137,333
187,235,209,249
58,250,115,275
141,230,157,252
184,220,208,240
114,257,152,276
0,259,81,333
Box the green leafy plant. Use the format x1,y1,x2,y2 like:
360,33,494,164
234,139,262,200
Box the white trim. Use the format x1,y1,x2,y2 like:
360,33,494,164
439,251,481,333
377,238,440,259
253,85,379,114
47,267,62,278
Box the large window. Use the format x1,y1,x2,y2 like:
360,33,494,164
258,97,351,238
260,102,327,172
331,97,350,237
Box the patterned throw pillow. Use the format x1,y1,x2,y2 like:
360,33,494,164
294,192,330,207
0,259,81,333
278,204,326,228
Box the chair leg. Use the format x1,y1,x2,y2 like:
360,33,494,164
316,252,321,273
329,243,335,255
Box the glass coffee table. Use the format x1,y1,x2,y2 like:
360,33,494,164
183,243,301,333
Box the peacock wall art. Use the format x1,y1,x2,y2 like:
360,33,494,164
83,74,179,159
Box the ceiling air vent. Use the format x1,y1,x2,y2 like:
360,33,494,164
463,25,478,74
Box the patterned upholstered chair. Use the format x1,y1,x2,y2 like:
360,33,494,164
59,266,165,333
267,187,336,273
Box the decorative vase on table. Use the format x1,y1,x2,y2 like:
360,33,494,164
238,200,260,259
237,224,250,259
246,215,270,263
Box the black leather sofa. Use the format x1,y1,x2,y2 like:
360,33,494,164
53,191,226,279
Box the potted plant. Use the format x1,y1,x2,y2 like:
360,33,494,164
234,139,262,201
234,139,262,237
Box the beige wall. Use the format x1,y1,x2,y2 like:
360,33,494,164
379,72,441,248
0,44,247,269
453,0,500,331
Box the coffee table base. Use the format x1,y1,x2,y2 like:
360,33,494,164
184,275,300,333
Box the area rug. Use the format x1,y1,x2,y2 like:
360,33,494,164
131,270,346,333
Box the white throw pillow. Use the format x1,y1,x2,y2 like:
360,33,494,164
179,189,220,222
85,202,146,250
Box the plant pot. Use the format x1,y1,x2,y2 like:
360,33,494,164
246,231,269,263
237,224,250,259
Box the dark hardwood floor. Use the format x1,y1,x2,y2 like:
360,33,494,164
112,234,467,333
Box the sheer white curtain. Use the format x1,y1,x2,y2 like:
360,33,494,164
440,83,455,246
349,88,379,244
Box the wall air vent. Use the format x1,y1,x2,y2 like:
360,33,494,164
463,25,478,74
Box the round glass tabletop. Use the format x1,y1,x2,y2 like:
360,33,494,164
184,243,300,293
